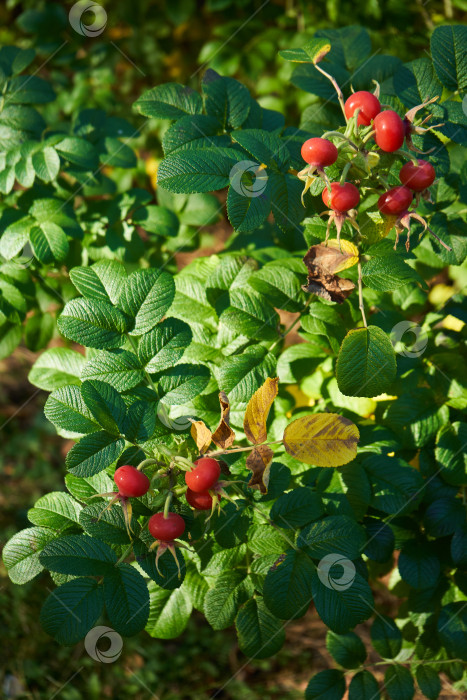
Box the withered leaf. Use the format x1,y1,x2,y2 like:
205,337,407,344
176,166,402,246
190,420,212,454
304,241,358,275
211,391,236,449
246,444,274,494
244,377,279,445
302,243,356,304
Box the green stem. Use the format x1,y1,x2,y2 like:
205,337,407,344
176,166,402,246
163,490,173,518
340,161,352,185
115,543,134,565
137,458,162,472
268,297,313,353
314,63,346,117
357,260,367,328
206,440,283,459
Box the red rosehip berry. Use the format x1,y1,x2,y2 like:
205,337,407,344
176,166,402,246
301,138,338,167
399,159,436,192
373,110,405,152
148,512,185,542
186,488,214,511
185,457,221,493
322,182,360,213
114,465,150,498
344,91,381,126
378,186,413,215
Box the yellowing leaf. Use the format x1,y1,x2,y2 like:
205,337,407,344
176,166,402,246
326,239,359,272
212,391,235,449
283,413,359,467
243,377,279,445
190,420,212,454
246,444,274,494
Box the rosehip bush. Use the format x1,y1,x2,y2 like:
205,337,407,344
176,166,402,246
2,24,467,700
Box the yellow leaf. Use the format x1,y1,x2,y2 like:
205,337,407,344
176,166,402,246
326,239,359,272
190,420,212,454
246,444,274,494
212,391,235,449
243,377,279,444
283,413,359,467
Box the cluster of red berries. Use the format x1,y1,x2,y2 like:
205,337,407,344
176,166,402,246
113,457,222,550
299,90,437,248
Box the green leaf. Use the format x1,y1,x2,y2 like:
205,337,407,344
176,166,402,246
451,524,467,567
79,504,135,545
40,578,104,645
30,222,69,263
55,136,99,170
70,260,127,305
104,563,149,635
80,380,127,435
65,471,114,502
336,326,397,398
371,615,402,658
435,422,467,486
58,298,129,349
270,488,324,529
118,269,175,335
311,569,373,634
305,669,346,700
2,526,57,584
326,631,367,669
235,598,285,659
384,665,415,700
219,287,279,341
146,583,192,638
204,571,254,630
424,497,465,537
45,385,100,435
28,492,82,531
134,82,203,119
297,515,366,560
0,324,22,360
279,38,331,64
231,129,290,170
7,75,55,104
156,363,210,405
179,193,220,227
383,389,449,448
99,136,136,168
269,172,304,233
138,318,192,372
362,455,423,515
438,602,467,661
0,215,33,259
134,540,185,590
249,259,305,312
28,348,85,391
39,534,117,575
82,349,144,392
202,70,250,128
217,345,277,402
226,183,270,233
65,431,125,477
132,205,179,237
263,549,314,620
430,25,467,92
393,58,443,109
157,147,243,193
349,671,380,700
122,401,156,442
416,666,441,700
31,146,60,182
362,255,425,291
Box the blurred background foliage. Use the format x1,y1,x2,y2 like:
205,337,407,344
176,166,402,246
1,1,466,698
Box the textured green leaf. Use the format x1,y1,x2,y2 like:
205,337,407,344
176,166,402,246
2,527,58,584
156,363,210,405
393,58,443,109
30,222,69,264
65,431,125,477
40,578,104,645
263,549,314,620
58,298,129,349
362,255,424,291
70,261,127,305
231,129,290,170
384,664,415,700
79,503,135,544
39,534,117,575
80,380,127,435
45,385,100,435
217,346,277,402
311,569,373,634
336,326,397,397
269,172,304,233
435,422,467,486
82,350,144,392
226,183,270,232
134,540,186,590
362,455,424,515
305,669,346,700
219,287,279,341
28,492,82,531
161,114,228,154
122,400,156,442
202,70,250,128
146,583,192,638
104,563,149,635
134,82,203,119
383,389,449,448
31,146,60,182
28,348,85,391
326,631,367,669
118,269,175,335
371,615,402,658
270,488,324,529
157,147,243,193
430,25,467,91
65,471,114,502
424,497,465,537
416,666,441,700
235,598,285,659
132,205,179,237
204,571,254,630
55,137,99,169
297,515,366,560
138,318,192,372
349,671,380,700
438,602,467,661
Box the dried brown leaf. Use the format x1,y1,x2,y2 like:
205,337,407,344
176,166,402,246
190,420,212,455
211,391,236,449
246,444,274,494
